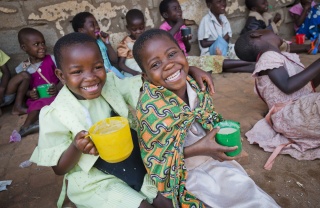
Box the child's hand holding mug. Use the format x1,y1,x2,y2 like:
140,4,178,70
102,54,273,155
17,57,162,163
99,31,110,44
73,130,99,156
197,128,238,162
181,27,192,41
47,84,58,96
29,88,39,100
302,1,312,11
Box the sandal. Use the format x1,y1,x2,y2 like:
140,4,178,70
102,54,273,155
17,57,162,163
308,34,320,55
19,123,39,137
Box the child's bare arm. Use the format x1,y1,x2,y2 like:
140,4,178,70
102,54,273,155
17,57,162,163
200,39,215,48
118,57,141,76
292,3,311,27
223,33,230,43
99,32,118,65
52,130,98,175
182,36,191,53
152,192,173,208
167,18,185,37
273,13,281,24
0,64,11,103
184,128,237,162
188,66,215,95
267,58,320,94
47,81,63,96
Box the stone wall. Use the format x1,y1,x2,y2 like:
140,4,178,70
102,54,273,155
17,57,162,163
0,0,296,72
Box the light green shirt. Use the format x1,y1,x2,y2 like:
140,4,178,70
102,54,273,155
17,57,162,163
30,73,157,207
0,49,10,79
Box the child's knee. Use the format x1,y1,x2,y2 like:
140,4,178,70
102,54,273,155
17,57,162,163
20,71,31,80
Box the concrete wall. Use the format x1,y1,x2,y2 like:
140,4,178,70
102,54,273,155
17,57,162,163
0,0,296,72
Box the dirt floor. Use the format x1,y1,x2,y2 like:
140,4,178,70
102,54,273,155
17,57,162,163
0,53,320,207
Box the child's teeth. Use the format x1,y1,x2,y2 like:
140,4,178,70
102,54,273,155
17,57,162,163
166,70,180,81
83,84,98,91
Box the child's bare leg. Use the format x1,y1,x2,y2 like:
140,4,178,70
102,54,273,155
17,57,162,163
19,110,40,137
6,72,30,115
222,59,255,73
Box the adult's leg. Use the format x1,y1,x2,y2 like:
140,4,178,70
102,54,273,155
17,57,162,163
222,59,255,73
6,72,30,115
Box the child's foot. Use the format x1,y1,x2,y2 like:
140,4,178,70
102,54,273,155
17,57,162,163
309,34,320,55
12,106,27,115
19,123,39,137
216,48,222,55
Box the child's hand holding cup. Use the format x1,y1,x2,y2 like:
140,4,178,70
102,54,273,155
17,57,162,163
74,130,99,155
181,27,192,41
214,120,242,157
99,31,110,44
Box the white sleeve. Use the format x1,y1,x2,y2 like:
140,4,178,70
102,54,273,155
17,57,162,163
223,16,232,37
198,16,208,41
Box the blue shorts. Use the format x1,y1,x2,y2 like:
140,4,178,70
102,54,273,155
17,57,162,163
0,93,15,107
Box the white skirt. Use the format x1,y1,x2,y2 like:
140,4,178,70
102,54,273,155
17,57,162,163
186,159,279,208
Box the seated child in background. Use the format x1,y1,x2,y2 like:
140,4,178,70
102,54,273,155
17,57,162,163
289,0,320,39
0,49,30,116
158,0,255,73
235,29,320,170
134,29,279,208
17,28,61,137
0,49,13,116
159,0,193,55
241,0,281,35
72,12,125,79
198,0,237,58
117,9,145,77
30,32,214,208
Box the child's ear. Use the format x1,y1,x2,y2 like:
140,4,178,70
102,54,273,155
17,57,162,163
55,68,66,84
250,32,263,39
142,72,149,82
20,44,26,51
162,12,169,19
251,6,257,12
78,28,84,33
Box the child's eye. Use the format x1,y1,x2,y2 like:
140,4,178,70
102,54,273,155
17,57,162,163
33,43,39,46
151,61,161,69
168,51,177,58
71,70,82,75
95,65,104,70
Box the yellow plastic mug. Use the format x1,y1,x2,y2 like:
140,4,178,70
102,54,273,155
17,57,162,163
87,117,133,163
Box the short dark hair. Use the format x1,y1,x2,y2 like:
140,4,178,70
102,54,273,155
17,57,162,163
234,31,260,62
71,12,94,32
245,0,257,10
53,32,98,69
159,0,176,17
126,9,144,25
133,29,179,72
18,27,43,45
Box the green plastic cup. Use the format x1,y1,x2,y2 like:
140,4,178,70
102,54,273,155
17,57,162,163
37,84,51,98
214,120,242,157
